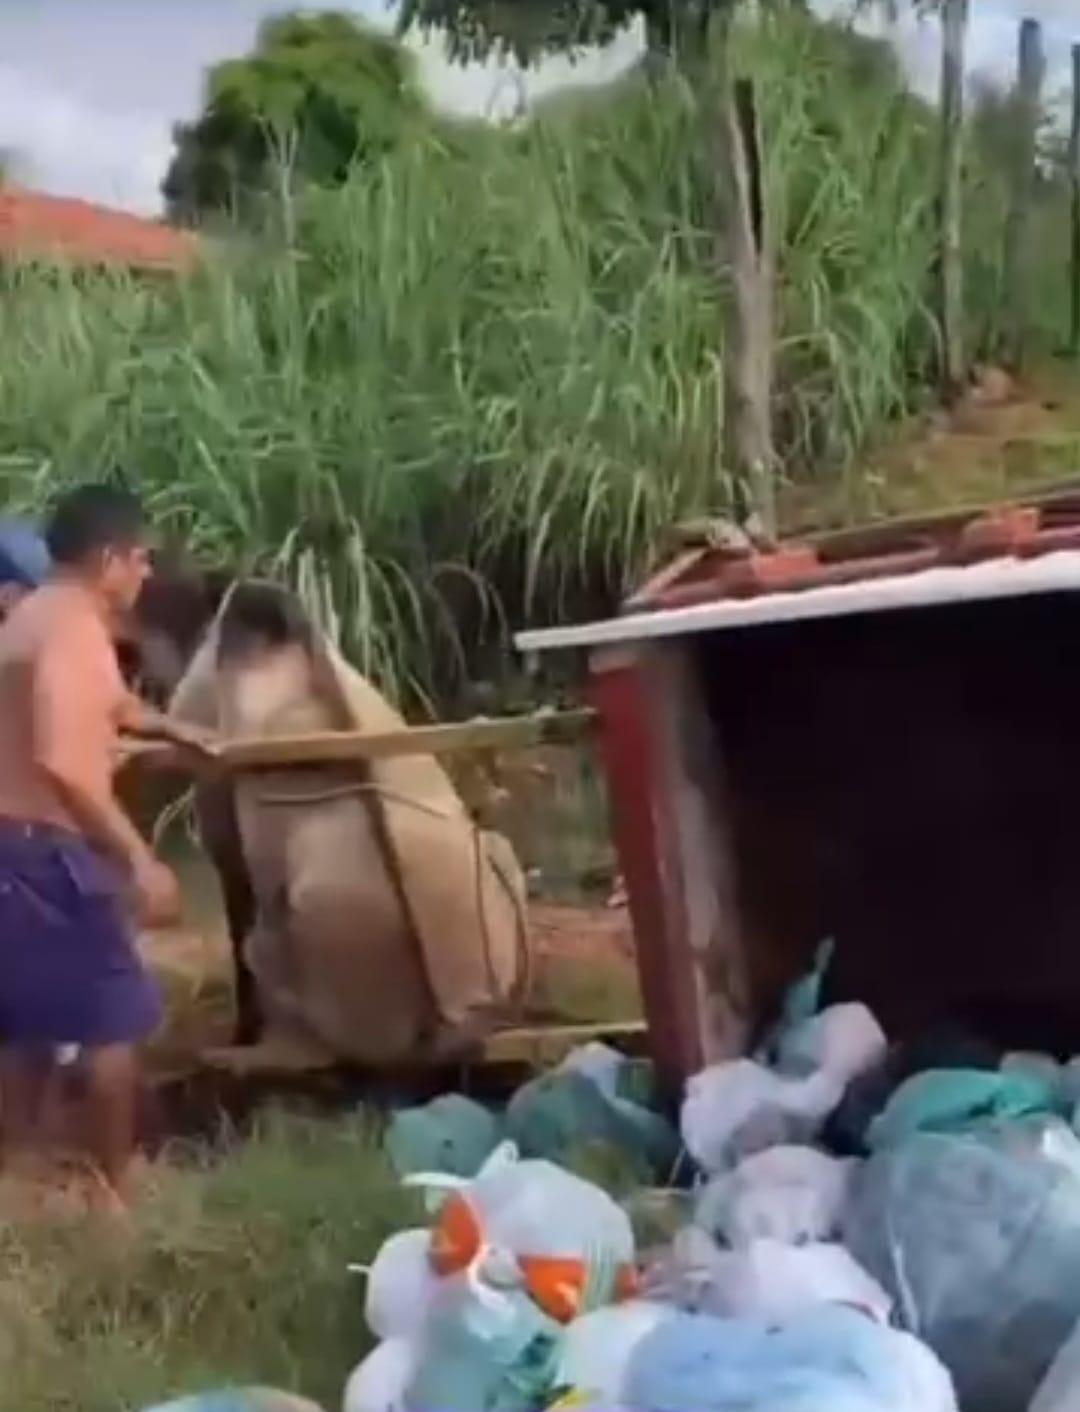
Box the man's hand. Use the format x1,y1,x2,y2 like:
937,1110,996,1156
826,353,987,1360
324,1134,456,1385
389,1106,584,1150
165,719,222,763
119,694,222,765
131,853,181,928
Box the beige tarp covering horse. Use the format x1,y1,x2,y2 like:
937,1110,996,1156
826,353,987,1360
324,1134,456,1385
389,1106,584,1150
169,581,531,1071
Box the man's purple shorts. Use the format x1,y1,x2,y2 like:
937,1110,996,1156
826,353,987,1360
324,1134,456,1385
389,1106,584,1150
0,819,162,1047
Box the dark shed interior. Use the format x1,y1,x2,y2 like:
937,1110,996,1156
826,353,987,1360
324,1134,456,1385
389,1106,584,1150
695,590,1080,1056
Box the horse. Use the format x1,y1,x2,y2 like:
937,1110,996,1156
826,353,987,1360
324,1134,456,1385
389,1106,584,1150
122,565,263,1046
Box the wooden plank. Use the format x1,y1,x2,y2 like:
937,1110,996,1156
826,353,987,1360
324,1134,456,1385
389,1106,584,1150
170,1018,647,1082
479,1018,646,1068
1003,18,1045,372
1070,42,1080,357
644,640,750,1069
936,0,970,397
117,707,596,774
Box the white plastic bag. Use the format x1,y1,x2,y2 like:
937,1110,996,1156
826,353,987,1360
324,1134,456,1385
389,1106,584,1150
399,1151,638,1412
554,1301,673,1407
344,1340,418,1412
695,1145,856,1247
681,1060,844,1175
703,1239,891,1324
645,1227,890,1324
364,1230,437,1341
777,1003,887,1086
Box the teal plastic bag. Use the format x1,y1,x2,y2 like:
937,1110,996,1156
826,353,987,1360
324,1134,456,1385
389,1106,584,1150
404,1232,621,1411
757,939,835,1066
868,1068,1062,1150
505,1070,678,1180
387,1095,502,1179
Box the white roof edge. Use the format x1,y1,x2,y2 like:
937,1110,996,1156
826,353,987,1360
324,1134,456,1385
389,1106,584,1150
514,551,1080,654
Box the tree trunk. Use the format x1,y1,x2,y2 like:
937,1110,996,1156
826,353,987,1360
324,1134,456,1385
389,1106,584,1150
936,0,969,400
710,13,777,538
1002,18,1045,374
644,0,678,58
1070,44,1080,358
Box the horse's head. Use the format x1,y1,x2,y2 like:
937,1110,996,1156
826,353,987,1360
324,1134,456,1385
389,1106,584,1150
124,560,233,705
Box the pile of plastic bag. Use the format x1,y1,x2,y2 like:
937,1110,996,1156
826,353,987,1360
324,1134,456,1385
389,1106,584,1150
667,947,1080,1412
385,1042,680,1186
344,1142,638,1412
149,945,1080,1412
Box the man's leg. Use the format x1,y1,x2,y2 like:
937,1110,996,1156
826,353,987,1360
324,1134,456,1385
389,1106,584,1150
80,1042,139,1204
0,1047,55,1170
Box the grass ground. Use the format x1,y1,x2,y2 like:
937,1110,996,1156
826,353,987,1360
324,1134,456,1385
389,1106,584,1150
0,1114,413,1412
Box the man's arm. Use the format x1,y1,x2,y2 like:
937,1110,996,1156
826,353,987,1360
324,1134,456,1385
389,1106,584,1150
33,656,158,874
33,634,179,922
117,692,219,755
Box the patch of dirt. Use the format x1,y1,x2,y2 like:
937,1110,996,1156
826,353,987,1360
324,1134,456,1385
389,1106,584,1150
784,364,1080,530
140,897,640,1079
529,901,635,965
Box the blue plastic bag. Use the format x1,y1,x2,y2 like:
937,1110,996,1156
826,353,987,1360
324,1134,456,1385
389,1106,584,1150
621,1306,955,1412
844,1124,1080,1412
141,1392,324,1412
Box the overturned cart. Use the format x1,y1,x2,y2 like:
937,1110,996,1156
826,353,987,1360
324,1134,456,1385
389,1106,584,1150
518,498,1080,1091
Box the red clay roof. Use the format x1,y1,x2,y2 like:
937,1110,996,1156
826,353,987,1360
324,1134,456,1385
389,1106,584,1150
628,495,1080,615
0,186,198,272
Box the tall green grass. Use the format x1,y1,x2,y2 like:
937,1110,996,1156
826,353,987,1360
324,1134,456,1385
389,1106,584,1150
0,1115,412,1412
0,12,1069,700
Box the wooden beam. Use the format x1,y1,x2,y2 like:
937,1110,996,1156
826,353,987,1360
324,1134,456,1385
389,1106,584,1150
169,1018,647,1081
1070,43,1080,358
117,708,596,775
480,1018,646,1068
1002,17,1045,373
710,13,777,538
936,0,970,399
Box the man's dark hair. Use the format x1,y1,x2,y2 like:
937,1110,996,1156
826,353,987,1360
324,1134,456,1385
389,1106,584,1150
45,482,145,566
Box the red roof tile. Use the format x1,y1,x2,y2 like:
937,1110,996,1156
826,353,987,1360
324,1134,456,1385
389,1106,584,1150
0,186,198,272
629,495,1080,615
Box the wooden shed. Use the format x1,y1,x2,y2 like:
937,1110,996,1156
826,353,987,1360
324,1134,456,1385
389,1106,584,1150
517,497,1080,1093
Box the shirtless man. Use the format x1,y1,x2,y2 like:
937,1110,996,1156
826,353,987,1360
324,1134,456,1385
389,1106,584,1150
0,483,212,1207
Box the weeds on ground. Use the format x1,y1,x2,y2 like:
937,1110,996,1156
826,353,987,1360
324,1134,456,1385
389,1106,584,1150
0,1113,417,1412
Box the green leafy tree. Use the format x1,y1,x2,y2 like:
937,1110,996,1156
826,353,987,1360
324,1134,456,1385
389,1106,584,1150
163,12,427,225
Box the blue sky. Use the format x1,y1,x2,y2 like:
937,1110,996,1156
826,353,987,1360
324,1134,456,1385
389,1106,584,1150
0,0,1073,215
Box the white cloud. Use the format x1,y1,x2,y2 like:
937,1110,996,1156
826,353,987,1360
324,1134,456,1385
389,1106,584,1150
408,20,645,120
0,64,173,214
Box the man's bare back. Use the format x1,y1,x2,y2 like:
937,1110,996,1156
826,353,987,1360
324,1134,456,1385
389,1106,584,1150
0,581,126,833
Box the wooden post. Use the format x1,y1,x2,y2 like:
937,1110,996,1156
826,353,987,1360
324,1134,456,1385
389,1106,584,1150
937,0,969,399
710,12,777,539
1002,17,1045,373
1070,43,1080,358
590,642,750,1092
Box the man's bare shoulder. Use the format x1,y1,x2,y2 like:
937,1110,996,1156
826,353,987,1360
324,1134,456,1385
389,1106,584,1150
0,584,107,663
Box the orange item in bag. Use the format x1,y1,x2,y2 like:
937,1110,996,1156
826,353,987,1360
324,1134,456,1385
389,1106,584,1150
428,1191,639,1324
